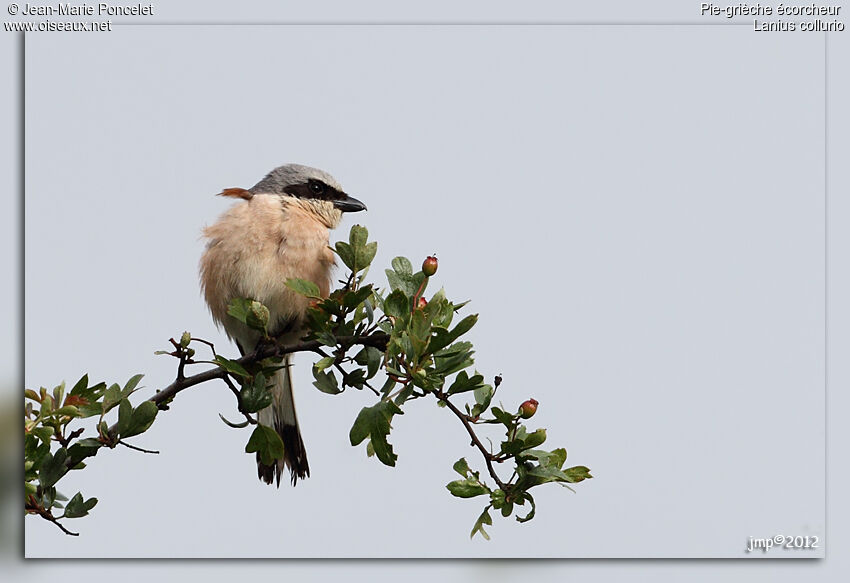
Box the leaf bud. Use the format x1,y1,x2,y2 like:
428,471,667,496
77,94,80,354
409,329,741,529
417,297,428,309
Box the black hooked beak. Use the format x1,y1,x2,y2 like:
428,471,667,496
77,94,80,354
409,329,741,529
333,194,367,213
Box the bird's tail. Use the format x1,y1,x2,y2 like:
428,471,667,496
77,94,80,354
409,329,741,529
257,353,310,486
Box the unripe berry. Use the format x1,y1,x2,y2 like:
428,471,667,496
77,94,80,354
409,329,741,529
417,297,428,309
519,398,538,419
422,255,438,276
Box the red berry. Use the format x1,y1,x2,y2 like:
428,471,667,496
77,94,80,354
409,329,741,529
417,297,428,309
519,398,538,419
422,255,438,276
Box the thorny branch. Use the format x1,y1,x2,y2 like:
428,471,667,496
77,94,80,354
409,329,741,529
63,332,390,469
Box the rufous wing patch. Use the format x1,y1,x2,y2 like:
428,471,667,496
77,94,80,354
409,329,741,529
218,187,253,200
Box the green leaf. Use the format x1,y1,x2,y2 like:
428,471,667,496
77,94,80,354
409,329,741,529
430,314,478,353
342,286,374,311
240,372,273,413
312,368,341,394
447,371,485,396
391,256,413,276
383,289,409,319
524,428,547,450
408,309,431,358
218,413,250,429
314,356,335,372
284,278,321,298
39,447,69,488
121,374,144,397
344,225,378,272
452,457,471,477
69,374,89,396
116,399,133,436
470,508,493,540
385,257,426,298
214,355,250,379
67,438,102,463
227,298,270,332
354,346,382,379
516,493,536,523
248,302,270,332
490,407,515,427
446,479,489,498
349,401,403,467
245,424,285,466
101,384,122,415
424,289,453,328
42,485,57,509
31,426,54,444
63,492,98,519
50,406,80,418
179,331,191,348
335,241,355,271
470,383,494,417
356,242,378,272
432,346,475,376
522,448,567,469
119,401,158,438
563,466,593,482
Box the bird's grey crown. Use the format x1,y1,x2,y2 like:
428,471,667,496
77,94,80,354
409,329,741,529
250,163,343,195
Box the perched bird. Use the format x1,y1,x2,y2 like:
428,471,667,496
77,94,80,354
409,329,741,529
199,164,367,486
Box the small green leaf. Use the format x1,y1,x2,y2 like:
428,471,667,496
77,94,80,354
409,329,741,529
349,401,403,467
470,508,493,540
284,278,321,298
218,413,250,429
314,356,335,372
447,371,485,396
516,493,536,523
214,355,250,379
179,331,191,348
356,242,378,272
447,479,489,498
470,383,494,417
122,373,145,397
523,428,547,450
354,346,382,379
335,241,355,271
120,401,158,438
240,372,273,413
69,374,89,396
39,447,69,488
430,314,478,353
116,399,133,436
63,492,98,518
383,289,409,318
391,256,413,276
67,438,102,463
312,368,341,394
453,457,471,477
227,298,270,332
563,466,593,482
101,384,122,415
245,424,285,466
31,426,54,443
490,407,515,427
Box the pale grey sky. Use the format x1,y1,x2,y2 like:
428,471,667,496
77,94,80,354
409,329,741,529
7,0,849,580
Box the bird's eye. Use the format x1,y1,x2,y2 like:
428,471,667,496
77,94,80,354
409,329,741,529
309,182,324,194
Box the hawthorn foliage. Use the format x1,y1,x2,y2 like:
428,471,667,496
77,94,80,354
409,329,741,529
24,225,591,539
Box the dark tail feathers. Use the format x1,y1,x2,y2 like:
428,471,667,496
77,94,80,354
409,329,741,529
257,422,310,487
